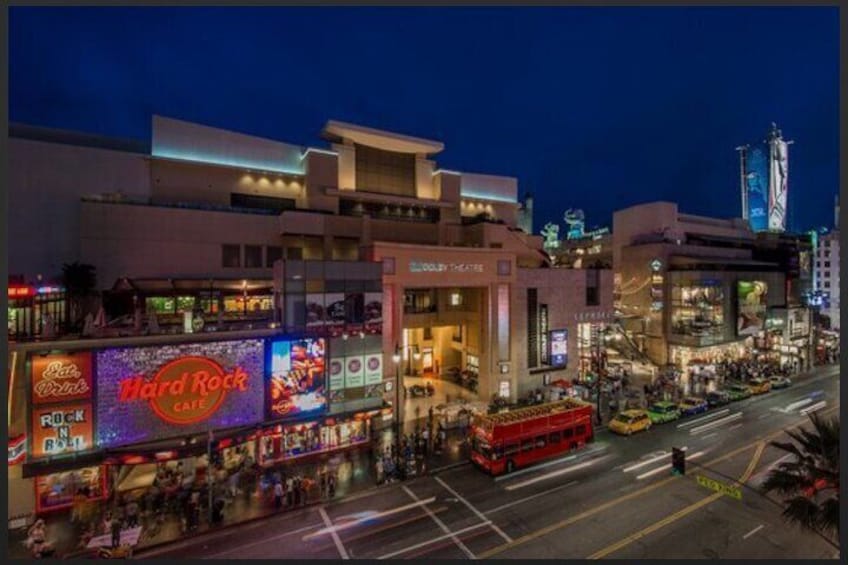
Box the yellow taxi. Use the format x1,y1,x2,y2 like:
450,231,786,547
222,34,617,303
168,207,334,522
748,377,772,395
608,409,652,436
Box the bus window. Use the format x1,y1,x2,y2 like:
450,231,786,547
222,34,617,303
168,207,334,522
493,444,504,460
536,435,546,449
576,425,587,437
522,439,534,452
505,443,519,456
564,427,574,439
550,431,561,444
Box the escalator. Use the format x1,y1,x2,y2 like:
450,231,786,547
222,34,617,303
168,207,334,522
605,322,653,365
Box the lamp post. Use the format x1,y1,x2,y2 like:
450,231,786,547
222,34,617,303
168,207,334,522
392,345,402,462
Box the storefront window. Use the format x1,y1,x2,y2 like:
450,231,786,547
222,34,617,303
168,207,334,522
36,466,106,513
259,415,371,465
223,295,273,314
146,297,175,314
175,296,195,313
671,284,725,341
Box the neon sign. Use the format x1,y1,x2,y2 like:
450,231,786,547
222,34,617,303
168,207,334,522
409,261,483,273
119,356,249,425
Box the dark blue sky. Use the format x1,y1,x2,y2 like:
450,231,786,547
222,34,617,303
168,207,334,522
10,6,840,232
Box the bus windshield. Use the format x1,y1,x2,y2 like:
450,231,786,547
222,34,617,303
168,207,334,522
472,437,495,460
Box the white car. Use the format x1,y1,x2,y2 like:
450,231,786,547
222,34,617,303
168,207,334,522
768,375,792,389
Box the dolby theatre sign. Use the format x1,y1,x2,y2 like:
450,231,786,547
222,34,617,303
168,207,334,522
409,261,483,274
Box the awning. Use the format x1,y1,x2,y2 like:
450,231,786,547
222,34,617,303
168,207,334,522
111,277,273,293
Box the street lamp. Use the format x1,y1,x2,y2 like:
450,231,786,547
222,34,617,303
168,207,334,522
392,345,403,465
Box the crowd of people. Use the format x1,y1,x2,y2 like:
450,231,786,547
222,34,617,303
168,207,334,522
375,410,452,485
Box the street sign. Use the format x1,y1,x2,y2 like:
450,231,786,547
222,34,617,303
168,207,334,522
696,475,742,500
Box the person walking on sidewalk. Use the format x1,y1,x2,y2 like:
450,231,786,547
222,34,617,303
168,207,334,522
286,476,294,508
376,457,384,485
293,476,301,507
110,510,123,549
328,472,336,499
319,469,328,499
273,480,283,510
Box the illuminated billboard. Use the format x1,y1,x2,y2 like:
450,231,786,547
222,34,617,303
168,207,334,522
768,138,789,232
550,329,568,367
737,281,768,336
267,338,327,419
96,339,265,448
744,146,770,232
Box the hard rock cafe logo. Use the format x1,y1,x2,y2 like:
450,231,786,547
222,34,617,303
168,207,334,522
34,360,91,401
118,356,249,425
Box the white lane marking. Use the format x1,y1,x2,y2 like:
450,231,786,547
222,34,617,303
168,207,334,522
784,398,813,413
303,497,436,540
702,432,718,440
493,444,608,482
743,524,765,540
378,522,491,559
206,521,324,558
402,485,475,559
623,452,669,473
800,400,827,415
435,476,513,543
690,412,743,434
503,457,610,492
758,413,772,420
485,480,578,515
318,507,349,560
676,409,730,429
727,423,743,432
635,451,705,480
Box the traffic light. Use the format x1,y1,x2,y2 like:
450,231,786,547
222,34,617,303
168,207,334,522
672,447,686,476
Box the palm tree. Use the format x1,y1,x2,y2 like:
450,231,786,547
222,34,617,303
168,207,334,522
761,412,839,540
61,262,97,329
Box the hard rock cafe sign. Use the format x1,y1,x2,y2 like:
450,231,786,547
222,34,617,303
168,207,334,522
31,353,93,405
118,356,250,425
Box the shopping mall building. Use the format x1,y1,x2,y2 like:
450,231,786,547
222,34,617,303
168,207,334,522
613,202,813,382
8,116,612,520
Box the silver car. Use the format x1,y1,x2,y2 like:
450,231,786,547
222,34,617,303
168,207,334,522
768,375,792,389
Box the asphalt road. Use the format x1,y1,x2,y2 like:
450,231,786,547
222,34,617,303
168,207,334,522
138,365,840,560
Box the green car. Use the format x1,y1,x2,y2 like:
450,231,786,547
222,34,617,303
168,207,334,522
646,401,681,424
725,383,752,401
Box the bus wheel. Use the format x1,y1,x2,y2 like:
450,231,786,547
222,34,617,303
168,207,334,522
506,460,515,474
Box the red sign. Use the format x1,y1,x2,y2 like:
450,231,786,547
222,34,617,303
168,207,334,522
8,434,26,465
31,353,93,405
8,286,34,298
118,356,250,425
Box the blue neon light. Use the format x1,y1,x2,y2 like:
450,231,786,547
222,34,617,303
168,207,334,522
152,148,306,176
459,189,516,204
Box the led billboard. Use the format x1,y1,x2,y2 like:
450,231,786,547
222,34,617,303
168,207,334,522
737,281,768,336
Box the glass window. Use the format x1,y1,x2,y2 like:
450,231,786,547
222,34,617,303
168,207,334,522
175,296,195,313
222,244,241,268
266,246,284,267
535,435,547,449
670,283,725,341
824,261,831,268
504,443,519,456
245,245,263,268
522,439,534,452
549,431,561,443
287,247,304,260
563,428,574,439
576,425,587,437
146,296,175,314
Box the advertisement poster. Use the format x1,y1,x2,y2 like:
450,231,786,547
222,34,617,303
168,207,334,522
31,402,94,459
268,338,327,419
540,305,549,365
325,293,346,336
364,353,383,385
345,293,364,335
328,358,345,392
550,329,568,367
769,139,789,232
96,340,265,449
745,146,770,232
344,356,365,389
737,281,768,336
364,292,383,334
31,352,93,405
36,466,105,513
305,294,325,329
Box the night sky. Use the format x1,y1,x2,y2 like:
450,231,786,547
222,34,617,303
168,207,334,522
10,6,840,233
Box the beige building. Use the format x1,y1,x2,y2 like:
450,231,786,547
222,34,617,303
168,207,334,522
9,116,612,400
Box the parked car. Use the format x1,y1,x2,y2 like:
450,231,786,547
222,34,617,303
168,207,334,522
647,401,681,424
768,375,792,389
706,390,731,408
609,409,652,436
726,383,752,401
678,396,709,416
748,377,772,395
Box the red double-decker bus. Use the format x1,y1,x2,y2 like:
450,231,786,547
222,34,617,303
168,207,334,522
470,399,594,475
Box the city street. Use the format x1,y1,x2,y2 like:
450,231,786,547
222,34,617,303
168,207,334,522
137,365,840,560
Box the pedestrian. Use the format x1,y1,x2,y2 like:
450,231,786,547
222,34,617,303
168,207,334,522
273,480,283,510
110,510,123,549
125,498,139,528
328,472,336,499
428,406,434,427
320,470,328,499
422,427,430,456
293,476,302,506
286,475,294,507
376,457,384,485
